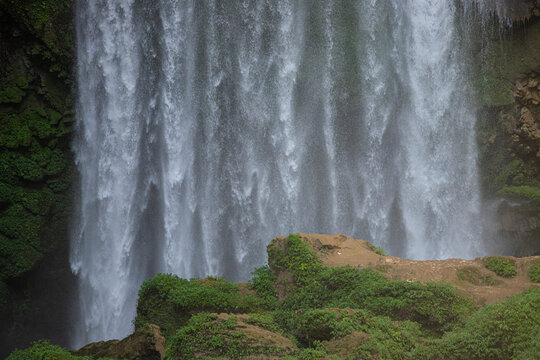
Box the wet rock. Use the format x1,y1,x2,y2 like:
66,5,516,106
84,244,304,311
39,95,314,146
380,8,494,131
73,324,166,360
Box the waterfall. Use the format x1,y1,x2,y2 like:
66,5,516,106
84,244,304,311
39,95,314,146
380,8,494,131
72,0,493,347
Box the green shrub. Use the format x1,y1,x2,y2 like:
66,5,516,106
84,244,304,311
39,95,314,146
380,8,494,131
529,263,540,283
249,265,278,308
134,273,261,338
366,242,388,256
360,281,475,332
354,317,423,360
483,256,517,277
167,313,294,359
268,234,323,286
415,287,540,359
456,266,500,286
6,340,91,360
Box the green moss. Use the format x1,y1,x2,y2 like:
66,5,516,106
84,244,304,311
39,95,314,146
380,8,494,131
6,340,92,360
134,274,261,338
44,149,67,176
11,153,44,181
24,108,55,139
0,182,14,203
528,263,540,283
456,266,501,286
0,87,26,104
0,113,32,148
20,186,54,216
483,256,517,278
497,185,540,202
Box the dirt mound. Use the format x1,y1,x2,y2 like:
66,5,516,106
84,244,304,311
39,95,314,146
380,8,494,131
271,233,540,305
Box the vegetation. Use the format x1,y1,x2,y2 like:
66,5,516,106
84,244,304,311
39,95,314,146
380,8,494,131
6,340,91,360
456,266,500,286
529,262,540,283
134,274,261,338
366,242,389,256
483,256,517,278
0,1,75,352
9,234,540,359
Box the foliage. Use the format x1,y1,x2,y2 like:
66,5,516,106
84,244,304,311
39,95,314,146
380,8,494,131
456,266,500,286
497,185,540,202
249,265,277,308
366,242,388,256
415,288,540,359
268,234,323,286
529,262,540,283
267,237,474,333
166,313,292,359
483,256,517,277
6,340,92,360
134,273,261,338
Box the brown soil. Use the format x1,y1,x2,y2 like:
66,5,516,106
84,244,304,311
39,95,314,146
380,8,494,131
282,233,540,305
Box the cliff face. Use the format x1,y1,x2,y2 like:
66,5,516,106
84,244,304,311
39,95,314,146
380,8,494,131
0,0,76,355
476,12,540,254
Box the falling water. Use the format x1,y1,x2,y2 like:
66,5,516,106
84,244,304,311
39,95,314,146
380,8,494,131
72,0,501,347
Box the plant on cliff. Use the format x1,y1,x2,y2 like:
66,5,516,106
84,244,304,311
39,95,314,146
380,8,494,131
166,313,294,359
6,340,91,360
482,256,517,277
529,262,540,283
415,287,540,359
249,265,278,308
134,273,261,338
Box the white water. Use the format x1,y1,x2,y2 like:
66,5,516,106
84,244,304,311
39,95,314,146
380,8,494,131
72,0,500,347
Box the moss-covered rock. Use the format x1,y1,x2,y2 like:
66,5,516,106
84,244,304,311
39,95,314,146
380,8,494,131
0,0,76,356
134,274,262,339
166,313,297,360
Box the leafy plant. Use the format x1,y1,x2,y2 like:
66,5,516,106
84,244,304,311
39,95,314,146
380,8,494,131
134,273,261,338
483,256,517,278
6,340,91,360
366,242,388,256
529,262,540,283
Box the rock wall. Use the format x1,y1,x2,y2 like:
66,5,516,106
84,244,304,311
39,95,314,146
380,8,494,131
476,12,540,254
0,0,76,356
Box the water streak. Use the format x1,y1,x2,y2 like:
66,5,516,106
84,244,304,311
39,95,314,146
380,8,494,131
72,0,499,346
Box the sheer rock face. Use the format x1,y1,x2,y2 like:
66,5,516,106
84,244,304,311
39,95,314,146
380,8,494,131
73,324,166,360
514,77,540,160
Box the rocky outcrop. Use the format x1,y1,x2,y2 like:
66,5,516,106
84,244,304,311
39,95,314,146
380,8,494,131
73,324,167,360
476,9,540,252
269,233,540,305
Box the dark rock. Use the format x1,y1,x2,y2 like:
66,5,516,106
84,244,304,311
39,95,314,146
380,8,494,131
73,324,166,360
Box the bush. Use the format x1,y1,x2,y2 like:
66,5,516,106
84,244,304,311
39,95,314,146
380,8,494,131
483,256,517,277
414,287,540,359
6,340,91,360
167,313,295,359
529,263,540,283
366,242,388,256
249,265,278,308
134,273,261,338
